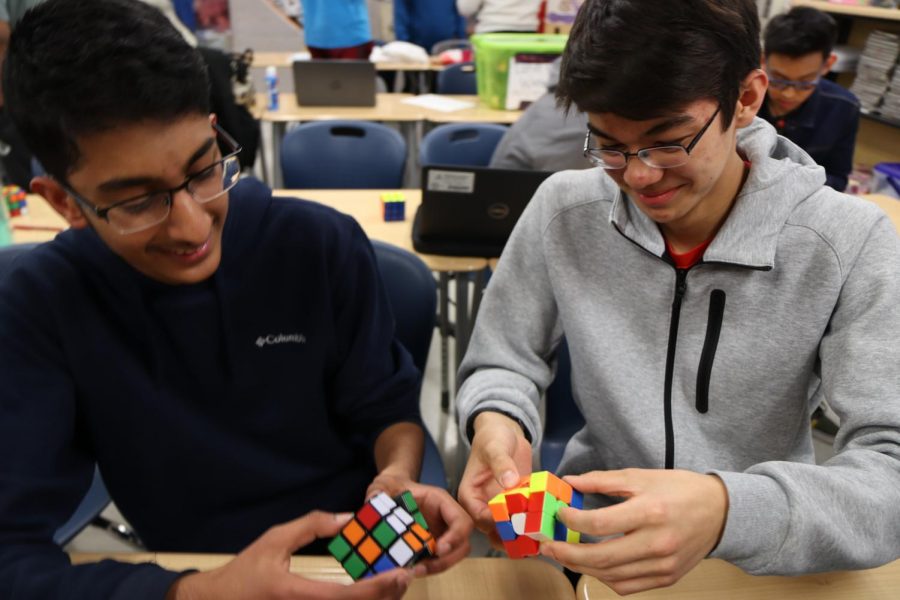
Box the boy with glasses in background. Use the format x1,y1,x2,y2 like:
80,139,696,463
760,6,860,191
456,0,900,594
0,1,471,598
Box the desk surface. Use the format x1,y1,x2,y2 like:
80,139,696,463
865,194,900,234
70,553,575,599
577,558,900,600
257,93,522,124
259,92,422,122
275,189,489,272
252,50,444,72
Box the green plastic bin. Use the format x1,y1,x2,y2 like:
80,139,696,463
471,33,569,109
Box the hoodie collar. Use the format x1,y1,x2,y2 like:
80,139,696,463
610,118,826,269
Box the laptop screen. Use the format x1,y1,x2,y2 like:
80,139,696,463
292,60,377,107
413,166,553,258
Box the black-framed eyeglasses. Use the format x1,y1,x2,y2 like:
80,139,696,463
765,63,821,92
62,124,242,235
583,106,721,170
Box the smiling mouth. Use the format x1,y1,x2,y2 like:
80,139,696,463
636,185,682,207
161,238,211,261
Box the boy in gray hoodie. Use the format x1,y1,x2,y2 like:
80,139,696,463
456,0,900,594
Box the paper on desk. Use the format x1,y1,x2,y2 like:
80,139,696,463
402,94,476,112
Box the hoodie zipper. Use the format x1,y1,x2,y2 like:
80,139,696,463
663,269,687,469
696,289,726,413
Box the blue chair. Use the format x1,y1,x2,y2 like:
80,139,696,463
541,339,585,472
419,123,508,167
371,240,448,489
0,244,119,547
435,62,477,95
280,120,406,189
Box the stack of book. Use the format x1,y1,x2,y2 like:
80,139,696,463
849,30,900,113
880,66,900,122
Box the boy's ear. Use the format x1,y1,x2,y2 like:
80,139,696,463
734,68,768,128
823,52,837,74
30,176,90,229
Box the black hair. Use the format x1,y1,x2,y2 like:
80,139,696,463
2,0,210,180
764,7,837,60
556,0,760,128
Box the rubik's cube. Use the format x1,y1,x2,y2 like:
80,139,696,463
380,192,405,222
328,490,436,580
2,186,27,217
489,470,583,559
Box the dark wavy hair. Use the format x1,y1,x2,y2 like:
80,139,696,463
2,0,210,179
764,7,837,60
556,0,760,128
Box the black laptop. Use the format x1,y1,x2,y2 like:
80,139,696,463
292,59,377,107
412,166,553,258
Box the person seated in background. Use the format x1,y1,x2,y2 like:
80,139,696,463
0,1,471,599
456,0,543,34
457,0,900,595
759,6,859,191
490,58,592,171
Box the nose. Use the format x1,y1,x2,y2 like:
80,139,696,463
781,86,797,97
622,156,664,190
164,187,212,242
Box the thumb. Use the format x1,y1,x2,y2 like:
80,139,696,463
267,511,354,554
481,439,522,490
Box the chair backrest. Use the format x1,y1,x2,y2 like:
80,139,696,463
280,120,407,189
371,240,447,489
541,338,585,472
419,122,509,167
435,61,477,95
431,38,472,56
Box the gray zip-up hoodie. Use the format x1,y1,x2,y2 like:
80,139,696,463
457,118,900,574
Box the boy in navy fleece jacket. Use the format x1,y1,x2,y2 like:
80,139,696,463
0,1,471,598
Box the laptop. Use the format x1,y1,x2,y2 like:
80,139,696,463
412,166,554,258
292,60,377,107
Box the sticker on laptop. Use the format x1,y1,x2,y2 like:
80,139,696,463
427,170,476,194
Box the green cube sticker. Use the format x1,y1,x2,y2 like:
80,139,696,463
373,520,398,547
413,510,428,529
343,552,368,580
327,535,352,561
400,491,417,512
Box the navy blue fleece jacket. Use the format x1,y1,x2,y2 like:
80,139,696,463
0,178,422,598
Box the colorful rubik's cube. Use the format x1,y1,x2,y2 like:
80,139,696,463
489,470,584,559
328,490,436,580
2,186,27,217
380,192,405,222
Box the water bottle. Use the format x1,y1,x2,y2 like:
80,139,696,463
265,66,279,111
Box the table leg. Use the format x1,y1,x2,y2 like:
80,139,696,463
438,272,452,414
270,121,286,189
454,272,472,381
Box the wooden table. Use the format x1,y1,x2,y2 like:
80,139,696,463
252,50,445,73
9,193,67,244
577,558,900,600
69,553,576,599
865,194,900,234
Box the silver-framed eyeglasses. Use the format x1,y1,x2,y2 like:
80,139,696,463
62,124,242,235
583,106,721,170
